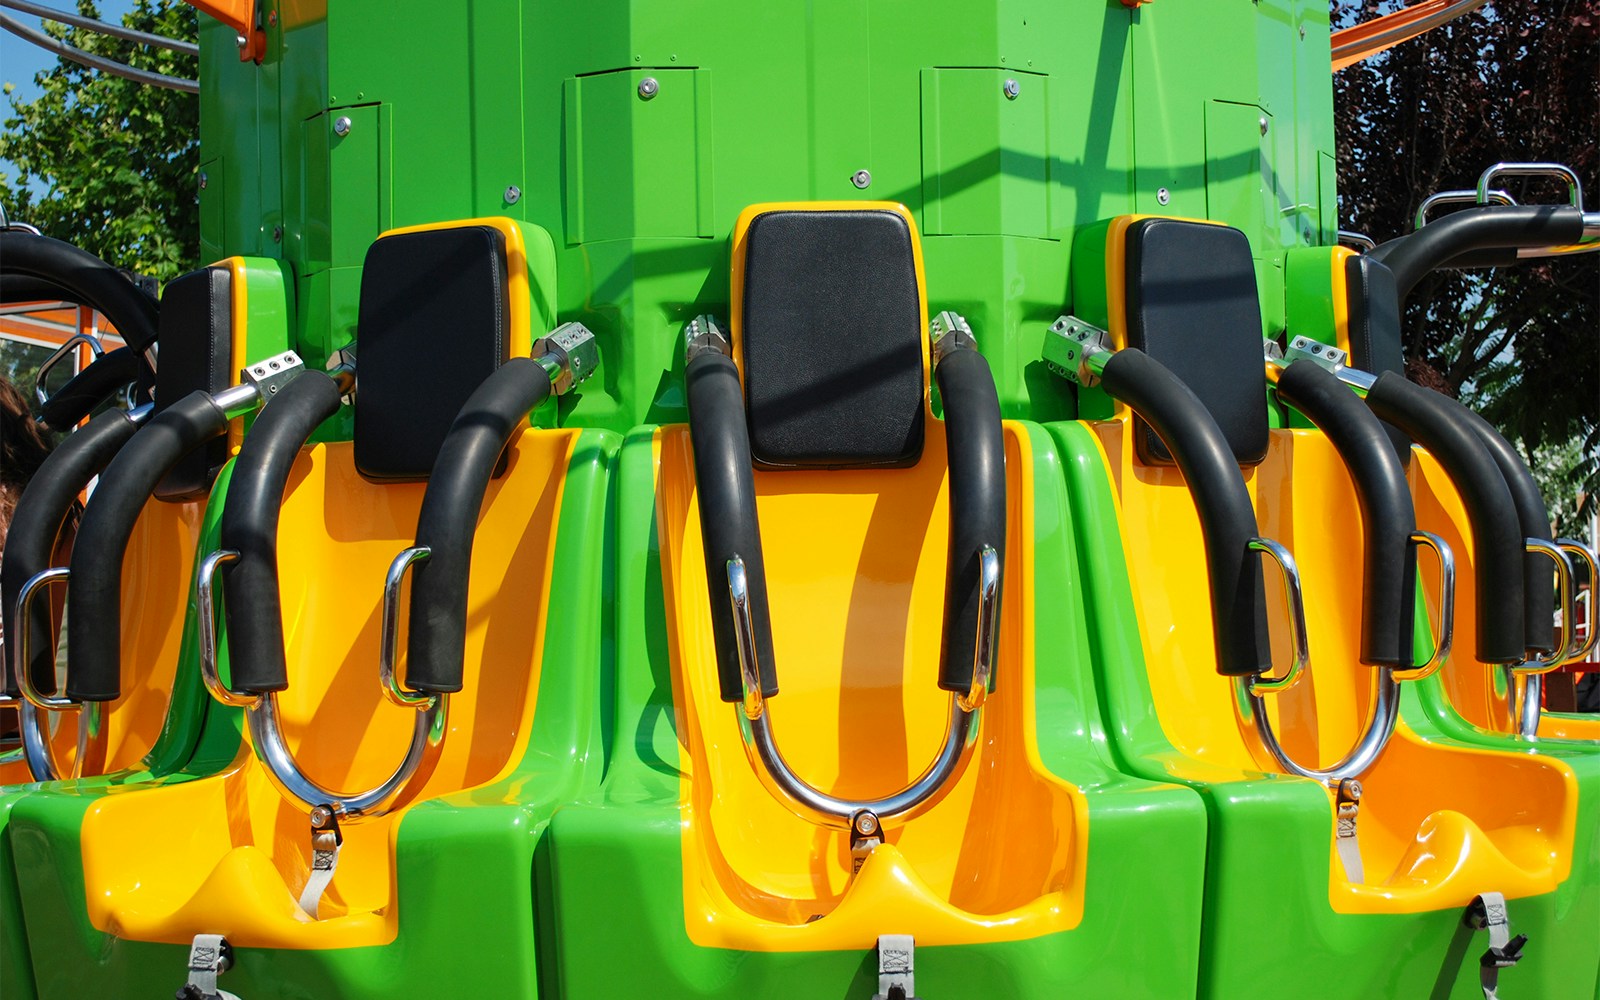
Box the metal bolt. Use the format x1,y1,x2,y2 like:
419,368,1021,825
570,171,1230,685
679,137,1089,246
333,116,352,137
1156,187,1170,206
1259,116,1269,136
198,172,208,190
851,169,872,190
267,9,277,25
268,359,280,370
310,805,334,829
1003,78,1020,100
235,33,247,48
854,811,879,836
1299,24,1307,40
505,185,522,205
638,76,659,100
272,225,283,243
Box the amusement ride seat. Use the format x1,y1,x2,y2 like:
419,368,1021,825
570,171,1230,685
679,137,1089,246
1,256,291,785
1043,214,1595,998
4,219,610,998
539,202,1212,998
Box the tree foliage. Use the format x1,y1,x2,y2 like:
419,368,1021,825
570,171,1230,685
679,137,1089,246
0,0,198,281
1333,0,1599,523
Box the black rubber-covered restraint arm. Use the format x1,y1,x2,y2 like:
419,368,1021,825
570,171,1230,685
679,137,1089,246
687,351,779,702
1275,361,1417,667
37,346,140,431
405,358,554,693
0,407,142,696
933,345,1007,694
1,273,75,303
1099,349,1272,677
0,232,159,355
218,371,344,694
1362,372,1525,664
67,390,228,701
1457,406,1556,655
1369,206,1584,304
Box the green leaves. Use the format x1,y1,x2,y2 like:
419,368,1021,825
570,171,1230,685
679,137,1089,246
0,0,198,283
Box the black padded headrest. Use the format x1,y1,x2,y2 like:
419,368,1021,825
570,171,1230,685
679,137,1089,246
739,208,925,470
355,225,510,482
153,265,234,501
1123,218,1269,467
1343,254,1412,466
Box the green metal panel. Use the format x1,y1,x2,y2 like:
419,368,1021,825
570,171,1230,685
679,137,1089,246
563,69,714,244
920,68,1050,239
197,157,226,262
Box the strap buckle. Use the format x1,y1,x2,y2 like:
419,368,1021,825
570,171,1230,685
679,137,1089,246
175,933,242,1000
1466,892,1527,1000
871,934,918,1000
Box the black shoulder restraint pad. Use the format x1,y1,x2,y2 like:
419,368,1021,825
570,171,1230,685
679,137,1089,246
153,265,234,501
1343,253,1412,466
1123,218,1270,468
355,225,510,482
739,209,925,470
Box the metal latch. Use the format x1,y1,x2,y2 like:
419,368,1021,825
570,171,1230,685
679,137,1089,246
175,933,242,1000
1333,778,1365,884
1466,892,1527,1000
871,934,918,1000
297,804,343,920
850,809,882,877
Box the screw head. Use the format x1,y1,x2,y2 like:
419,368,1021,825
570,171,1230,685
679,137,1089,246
1259,116,1269,136
235,33,247,48
268,9,277,25
333,115,352,137
1299,24,1307,40
854,811,879,836
851,169,872,190
198,172,208,190
1003,78,1020,100
1156,187,1171,206
310,805,334,829
638,76,659,100
272,225,283,243
504,185,522,205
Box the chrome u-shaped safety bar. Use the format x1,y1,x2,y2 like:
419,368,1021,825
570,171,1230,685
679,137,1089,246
1506,538,1590,737
1392,531,1457,682
196,547,447,820
729,545,1000,830
1238,533,1456,782
33,331,105,405
8,566,106,780
1555,538,1598,666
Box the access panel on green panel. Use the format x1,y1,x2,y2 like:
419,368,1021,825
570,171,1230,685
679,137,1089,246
920,68,1052,238
564,69,714,244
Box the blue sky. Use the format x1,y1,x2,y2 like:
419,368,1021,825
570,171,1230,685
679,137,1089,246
1,1,139,192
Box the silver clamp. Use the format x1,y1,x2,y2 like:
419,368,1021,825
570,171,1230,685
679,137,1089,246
1267,336,1378,394
176,933,242,1000
871,934,918,1000
1042,315,1113,388
533,321,599,395
1466,892,1526,1000
233,350,306,413
297,805,343,919
684,314,731,362
1333,778,1365,884
928,310,976,363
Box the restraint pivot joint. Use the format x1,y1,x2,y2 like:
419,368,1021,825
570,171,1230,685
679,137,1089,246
684,314,731,362
1041,315,1111,387
928,310,977,363
533,321,600,395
